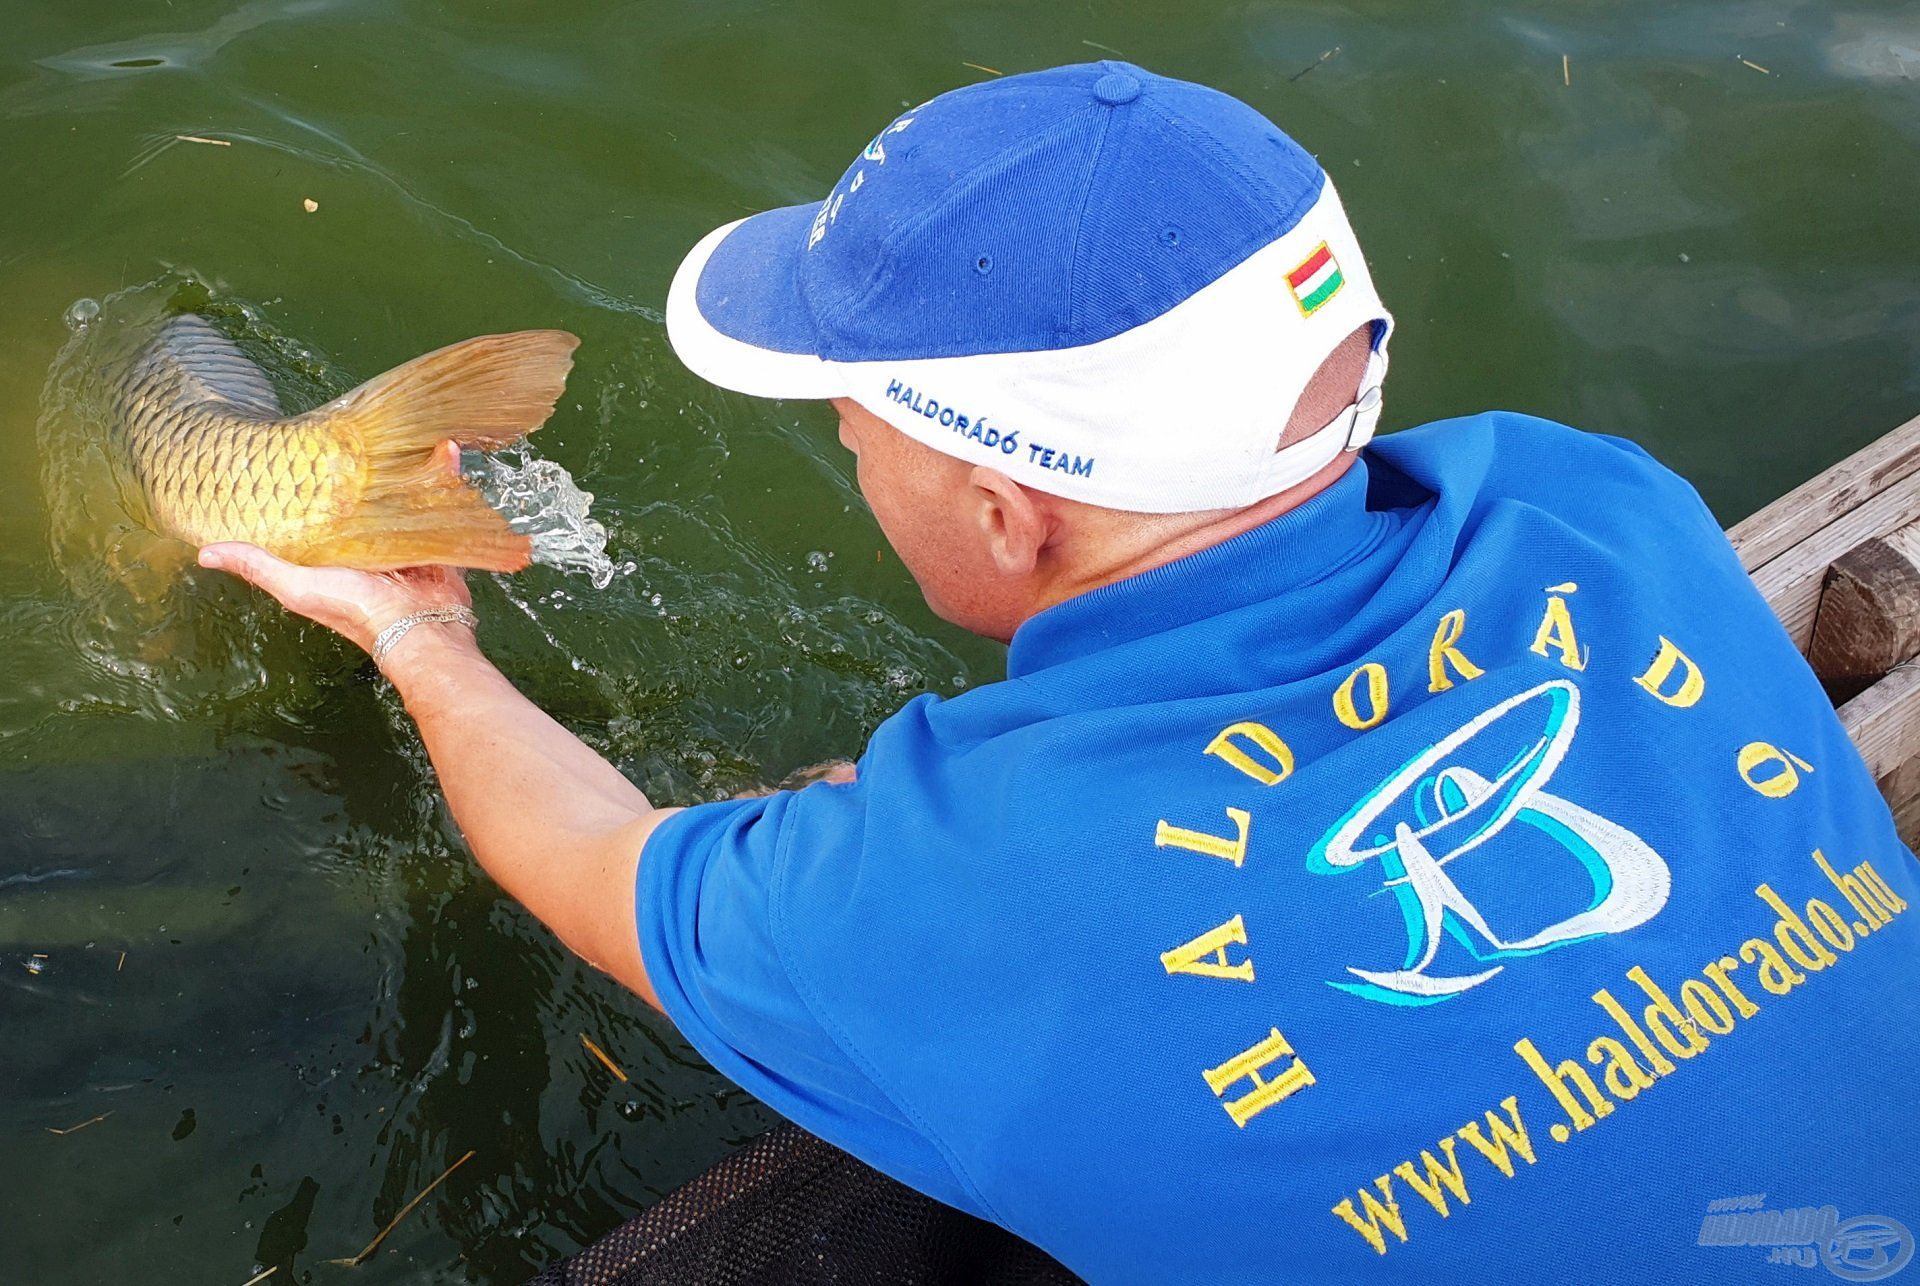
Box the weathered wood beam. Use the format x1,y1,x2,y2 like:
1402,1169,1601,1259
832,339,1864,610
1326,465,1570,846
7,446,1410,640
1808,521,1920,701
1836,659,1920,781
1746,468,1920,653
1723,413,1920,847
1876,757,1920,846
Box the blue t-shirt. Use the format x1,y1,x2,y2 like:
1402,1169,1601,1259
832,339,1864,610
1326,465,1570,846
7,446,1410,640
639,413,1920,1285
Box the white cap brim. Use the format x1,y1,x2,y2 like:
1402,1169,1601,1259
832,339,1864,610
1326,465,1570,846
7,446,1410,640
665,207,847,401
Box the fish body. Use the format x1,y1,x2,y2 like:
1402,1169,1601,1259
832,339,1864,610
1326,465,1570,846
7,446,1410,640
117,316,351,553
112,315,579,571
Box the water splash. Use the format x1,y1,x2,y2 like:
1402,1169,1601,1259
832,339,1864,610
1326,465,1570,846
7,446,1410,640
464,447,631,590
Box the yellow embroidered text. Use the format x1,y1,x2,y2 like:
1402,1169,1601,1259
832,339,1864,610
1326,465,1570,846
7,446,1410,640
1161,915,1256,983
1203,1027,1316,1128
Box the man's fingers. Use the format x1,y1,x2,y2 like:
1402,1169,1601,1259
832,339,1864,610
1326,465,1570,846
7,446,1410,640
197,541,468,652
198,542,300,601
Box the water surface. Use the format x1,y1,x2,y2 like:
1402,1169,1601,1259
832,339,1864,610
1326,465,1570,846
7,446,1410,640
2,1,1918,1281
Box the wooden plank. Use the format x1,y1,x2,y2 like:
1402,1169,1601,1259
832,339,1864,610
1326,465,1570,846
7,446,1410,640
1730,409,1920,573
1726,412,1920,820
1877,757,1920,850
1837,659,1920,781
1746,467,1920,651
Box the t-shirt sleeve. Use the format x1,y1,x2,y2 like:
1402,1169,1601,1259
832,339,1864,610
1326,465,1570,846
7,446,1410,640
635,783,982,1215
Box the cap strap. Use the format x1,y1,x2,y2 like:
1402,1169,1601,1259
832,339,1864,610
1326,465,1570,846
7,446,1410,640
1253,346,1388,497
1342,348,1389,453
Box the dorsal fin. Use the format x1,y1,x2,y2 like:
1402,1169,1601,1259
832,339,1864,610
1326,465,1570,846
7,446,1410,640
150,315,284,417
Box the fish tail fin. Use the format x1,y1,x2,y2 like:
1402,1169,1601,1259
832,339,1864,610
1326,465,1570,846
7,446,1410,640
297,329,579,572
294,480,532,572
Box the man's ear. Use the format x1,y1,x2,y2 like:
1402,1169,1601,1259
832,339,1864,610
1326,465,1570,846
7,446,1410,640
968,466,1051,576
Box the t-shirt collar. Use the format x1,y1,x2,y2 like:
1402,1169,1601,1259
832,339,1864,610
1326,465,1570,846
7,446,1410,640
1006,459,1384,678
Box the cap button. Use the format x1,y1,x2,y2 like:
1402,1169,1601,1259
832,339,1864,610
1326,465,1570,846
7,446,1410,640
1092,71,1141,105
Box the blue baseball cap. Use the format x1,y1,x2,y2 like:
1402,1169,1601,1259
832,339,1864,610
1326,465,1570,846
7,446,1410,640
667,61,1392,512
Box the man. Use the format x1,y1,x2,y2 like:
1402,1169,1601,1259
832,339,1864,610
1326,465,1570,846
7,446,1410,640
204,63,1920,1285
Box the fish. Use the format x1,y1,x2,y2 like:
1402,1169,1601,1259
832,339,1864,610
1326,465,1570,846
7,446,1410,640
110,314,580,571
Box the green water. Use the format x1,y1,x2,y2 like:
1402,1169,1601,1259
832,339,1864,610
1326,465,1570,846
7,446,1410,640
2,1,1918,1280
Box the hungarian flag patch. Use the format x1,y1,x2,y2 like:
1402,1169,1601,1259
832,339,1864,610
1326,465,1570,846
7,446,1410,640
1287,242,1344,317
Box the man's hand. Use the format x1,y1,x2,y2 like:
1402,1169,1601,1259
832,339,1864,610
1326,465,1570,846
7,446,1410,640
197,543,474,665
782,758,858,789
198,439,479,672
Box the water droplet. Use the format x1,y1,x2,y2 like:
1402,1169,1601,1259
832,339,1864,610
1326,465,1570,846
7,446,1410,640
63,298,99,330
805,550,830,573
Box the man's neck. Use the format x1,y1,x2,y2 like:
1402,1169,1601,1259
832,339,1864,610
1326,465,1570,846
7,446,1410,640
1030,449,1360,620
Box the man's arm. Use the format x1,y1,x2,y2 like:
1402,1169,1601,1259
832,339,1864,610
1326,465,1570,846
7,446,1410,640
197,541,674,1008
386,628,676,1006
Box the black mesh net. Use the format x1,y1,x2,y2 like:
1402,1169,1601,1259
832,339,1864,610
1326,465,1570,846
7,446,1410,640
529,1124,1082,1286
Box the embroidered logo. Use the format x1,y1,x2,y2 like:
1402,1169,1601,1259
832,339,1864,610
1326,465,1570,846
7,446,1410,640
1306,679,1671,1006
808,113,917,250
1287,241,1345,317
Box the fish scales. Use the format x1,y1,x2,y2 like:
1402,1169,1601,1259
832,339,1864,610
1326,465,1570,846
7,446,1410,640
118,317,353,548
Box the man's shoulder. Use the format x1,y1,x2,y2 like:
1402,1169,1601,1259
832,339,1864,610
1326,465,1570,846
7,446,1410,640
1372,410,1717,532
1378,409,1671,474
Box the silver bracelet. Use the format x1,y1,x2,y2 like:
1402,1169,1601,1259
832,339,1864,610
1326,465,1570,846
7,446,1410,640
371,606,479,666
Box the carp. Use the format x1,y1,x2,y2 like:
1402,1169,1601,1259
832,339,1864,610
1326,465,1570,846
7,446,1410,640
111,314,578,570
